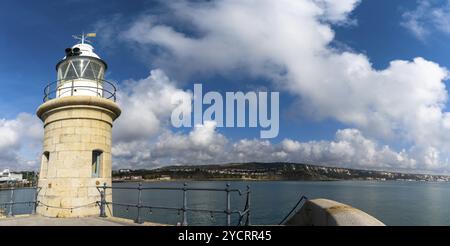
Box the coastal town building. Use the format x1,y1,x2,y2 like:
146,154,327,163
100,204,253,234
0,169,23,183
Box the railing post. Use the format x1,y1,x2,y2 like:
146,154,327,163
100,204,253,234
181,183,188,226
44,86,48,102
33,187,40,215
99,183,107,218
71,80,74,96
8,187,14,217
246,185,251,226
135,182,143,224
226,183,231,226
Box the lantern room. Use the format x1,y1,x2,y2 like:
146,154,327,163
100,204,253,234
54,34,108,98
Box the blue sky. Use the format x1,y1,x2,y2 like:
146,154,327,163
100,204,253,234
2,0,450,173
0,0,150,116
335,0,450,70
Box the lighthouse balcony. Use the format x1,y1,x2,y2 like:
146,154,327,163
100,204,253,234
43,79,117,102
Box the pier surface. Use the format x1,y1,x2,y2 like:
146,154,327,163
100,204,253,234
0,215,166,226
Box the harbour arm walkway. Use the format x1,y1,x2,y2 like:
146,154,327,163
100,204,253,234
0,215,167,226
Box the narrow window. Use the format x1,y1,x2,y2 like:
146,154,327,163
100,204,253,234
41,152,50,178
42,152,50,164
92,150,103,178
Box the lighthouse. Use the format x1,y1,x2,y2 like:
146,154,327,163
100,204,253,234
36,34,121,217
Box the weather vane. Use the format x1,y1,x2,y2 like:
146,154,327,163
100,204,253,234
72,32,97,44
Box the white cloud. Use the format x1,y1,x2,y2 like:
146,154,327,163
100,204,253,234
114,121,422,172
112,120,229,168
113,69,192,142
153,121,228,163
401,1,450,40
112,140,153,169
279,129,418,171
227,128,418,171
0,113,42,171
313,0,360,24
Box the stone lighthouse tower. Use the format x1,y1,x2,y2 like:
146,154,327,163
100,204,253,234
36,34,121,217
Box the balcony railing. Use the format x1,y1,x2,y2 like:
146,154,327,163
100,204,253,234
43,79,117,102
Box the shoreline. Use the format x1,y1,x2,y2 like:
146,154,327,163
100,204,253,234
112,178,448,183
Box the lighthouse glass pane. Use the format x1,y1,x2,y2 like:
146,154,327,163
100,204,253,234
73,60,84,77
88,61,104,80
83,63,96,79
57,63,69,80
57,58,105,81
65,63,79,80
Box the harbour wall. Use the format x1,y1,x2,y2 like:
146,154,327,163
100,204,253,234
284,198,385,226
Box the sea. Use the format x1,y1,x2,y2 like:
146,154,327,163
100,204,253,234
2,180,450,226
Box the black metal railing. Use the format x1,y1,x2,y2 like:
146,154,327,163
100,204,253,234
278,195,308,225
97,183,251,226
0,187,40,217
43,79,117,102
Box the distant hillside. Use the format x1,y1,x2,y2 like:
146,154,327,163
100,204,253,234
113,162,450,182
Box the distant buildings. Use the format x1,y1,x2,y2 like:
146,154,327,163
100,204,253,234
118,169,131,173
0,169,23,183
157,175,171,181
111,163,450,182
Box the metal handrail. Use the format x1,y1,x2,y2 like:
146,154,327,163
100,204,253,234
98,185,247,193
43,79,117,102
109,202,243,214
0,187,37,191
1,184,251,226
97,182,251,226
278,195,308,225
0,186,40,217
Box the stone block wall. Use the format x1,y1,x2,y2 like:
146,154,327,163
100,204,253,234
36,96,120,218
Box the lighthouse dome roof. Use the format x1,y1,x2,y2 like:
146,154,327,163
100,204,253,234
66,43,100,59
